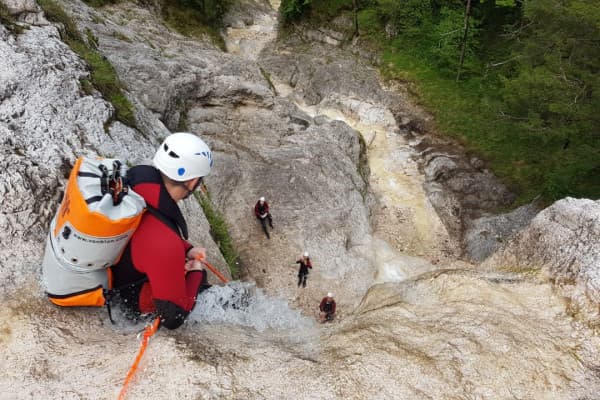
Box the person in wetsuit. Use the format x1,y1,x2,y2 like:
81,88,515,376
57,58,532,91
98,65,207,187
319,293,336,323
254,196,273,239
296,252,312,288
112,132,214,329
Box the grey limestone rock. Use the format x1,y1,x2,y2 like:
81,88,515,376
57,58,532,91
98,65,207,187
0,13,229,297
222,0,271,28
465,202,540,262
2,0,48,25
484,197,600,324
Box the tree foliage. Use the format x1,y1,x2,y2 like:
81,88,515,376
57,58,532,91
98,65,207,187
175,0,229,24
502,0,600,141
287,0,600,201
281,0,311,23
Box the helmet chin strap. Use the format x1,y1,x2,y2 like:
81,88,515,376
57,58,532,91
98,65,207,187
180,177,203,200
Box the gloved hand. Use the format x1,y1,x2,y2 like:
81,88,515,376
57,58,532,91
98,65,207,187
186,247,206,261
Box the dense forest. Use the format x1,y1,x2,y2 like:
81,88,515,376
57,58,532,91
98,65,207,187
282,0,600,204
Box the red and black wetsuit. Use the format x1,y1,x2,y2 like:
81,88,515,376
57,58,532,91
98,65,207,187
254,201,270,218
319,298,336,318
254,201,273,238
112,165,207,329
296,258,312,288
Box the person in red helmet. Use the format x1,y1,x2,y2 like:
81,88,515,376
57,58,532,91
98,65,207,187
254,196,274,239
111,132,214,329
319,293,336,323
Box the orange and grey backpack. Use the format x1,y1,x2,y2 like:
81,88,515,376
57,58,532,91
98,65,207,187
41,157,146,308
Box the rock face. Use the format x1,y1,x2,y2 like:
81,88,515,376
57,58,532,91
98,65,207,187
464,202,540,262
271,24,527,262
259,39,462,265
483,197,600,325
415,137,523,261
328,273,600,400
55,0,378,313
0,4,229,297
3,0,48,24
259,35,528,262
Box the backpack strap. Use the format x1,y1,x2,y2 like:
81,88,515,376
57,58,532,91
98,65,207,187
145,204,187,239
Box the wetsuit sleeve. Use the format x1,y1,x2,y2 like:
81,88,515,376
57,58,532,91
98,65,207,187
155,270,204,329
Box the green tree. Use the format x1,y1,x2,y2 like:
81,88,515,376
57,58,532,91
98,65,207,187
431,7,480,74
502,0,600,197
281,0,311,23
376,0,433,38
502,0,600,141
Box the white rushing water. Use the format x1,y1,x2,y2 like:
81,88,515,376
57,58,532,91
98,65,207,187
190,281,317,332
224,0,281,60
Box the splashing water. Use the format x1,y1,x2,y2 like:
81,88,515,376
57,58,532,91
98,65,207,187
189,281,317,333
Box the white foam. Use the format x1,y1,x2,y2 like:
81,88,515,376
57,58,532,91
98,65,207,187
189,281,317,333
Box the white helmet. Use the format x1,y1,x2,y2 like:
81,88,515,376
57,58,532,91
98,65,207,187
303,251,309,257
259,196,265,202
327,292,334,298
153,132,213,181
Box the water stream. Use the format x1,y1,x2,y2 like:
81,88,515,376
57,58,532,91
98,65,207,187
225,0,457,281
224,0,281,61
202,0,447,335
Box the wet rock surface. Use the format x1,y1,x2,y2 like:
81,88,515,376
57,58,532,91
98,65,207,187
260,34,528,261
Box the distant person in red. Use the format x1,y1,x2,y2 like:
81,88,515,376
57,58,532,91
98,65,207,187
295,252,312,288
319,293,336,323
254,196,273,239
